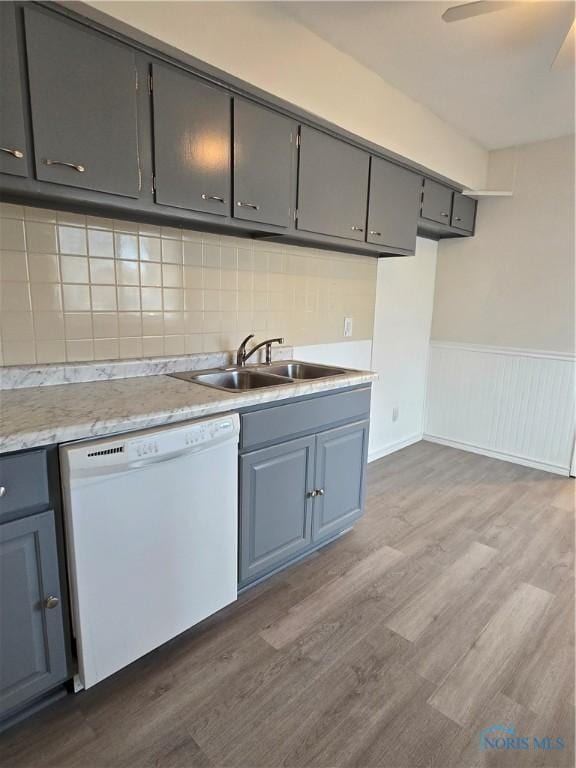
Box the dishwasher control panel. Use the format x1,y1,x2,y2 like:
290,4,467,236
63,414,240,475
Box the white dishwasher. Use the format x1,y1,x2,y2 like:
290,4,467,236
59,413,239,690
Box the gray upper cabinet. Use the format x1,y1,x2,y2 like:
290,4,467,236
24,7,140,197
233,100,295,228
239,436,314,583
0,511,68,718
152,63,231,216
312,421,369,542
367,158,422,252
420,178,454,225
451,192,477,233
297,127,369,242
0,4,28,178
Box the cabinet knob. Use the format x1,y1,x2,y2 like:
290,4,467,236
316,489,325,496
44,595,60,610
454,216,462,221
307,490,318,498
0,147,24,159
0,486,6,498
440,212,449,217
369,231,382,237
351,226,364,232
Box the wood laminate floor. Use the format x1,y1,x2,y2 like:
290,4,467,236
1,442,574,768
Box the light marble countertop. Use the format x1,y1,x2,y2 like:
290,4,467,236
0,369,376,454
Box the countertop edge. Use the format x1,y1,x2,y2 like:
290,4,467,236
0,371,377,455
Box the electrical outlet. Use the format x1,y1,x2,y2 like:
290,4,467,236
392,406,399,422
344,317,353,337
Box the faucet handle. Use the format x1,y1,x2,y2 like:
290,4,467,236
236,334,255,366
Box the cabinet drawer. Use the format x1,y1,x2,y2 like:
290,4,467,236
0,450,49,521
240,387,371,450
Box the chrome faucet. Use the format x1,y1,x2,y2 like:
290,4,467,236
236,334,284,366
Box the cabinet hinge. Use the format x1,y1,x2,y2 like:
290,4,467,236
148,72,153,95
152,174,156,193
135,67,139,91
294,208,298,223
296,133,301,148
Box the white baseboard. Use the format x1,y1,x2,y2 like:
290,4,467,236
423,434,571,476
368,433,422,463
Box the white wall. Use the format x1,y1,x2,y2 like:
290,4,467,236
427,136,576,474
87,1,488,189
432,136,575,353
368,238,438,461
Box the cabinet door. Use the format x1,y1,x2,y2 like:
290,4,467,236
0,511,68,718
297,127,369,242
420,179,453,225
312,421,369,542
24,7,140,197
367,158,421,251
240,436,314,584
0,3,28,178
233,100,295,228
152,63,231,216
451,192,477,233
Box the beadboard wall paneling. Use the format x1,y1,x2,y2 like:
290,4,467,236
424,342,576,475
0,203,376,366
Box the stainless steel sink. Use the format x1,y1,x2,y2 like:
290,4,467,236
169,360,351,391
171,369,293,391
262,362,347,379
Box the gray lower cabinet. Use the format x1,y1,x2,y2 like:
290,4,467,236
152,62,231,215
451,192,477,233
233,100,296,228
312,421,369,542
0,3,29,178
0,510,68,718
367,157,422,252
24,7,140,197
297,126,369,242
240,436,315,584
420,178,454,225
239,389,371,587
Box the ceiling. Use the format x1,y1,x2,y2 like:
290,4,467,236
278,1,575,149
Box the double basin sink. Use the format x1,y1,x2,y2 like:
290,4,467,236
170,361,350,391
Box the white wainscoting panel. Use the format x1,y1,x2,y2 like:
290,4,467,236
425,342,576,475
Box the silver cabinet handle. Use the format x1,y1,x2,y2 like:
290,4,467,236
351,226,364,232
316,489,325,496
44,595,60,610
237,201,260,210
454,216,462,221
440,212,449,217
308,490,318,498
0,147,24,159
45,159,85,173
0,486,6,498
202,194,225,203
369,230,382,237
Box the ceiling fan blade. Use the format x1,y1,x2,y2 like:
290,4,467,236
552,17,575,68
442,1,517,23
